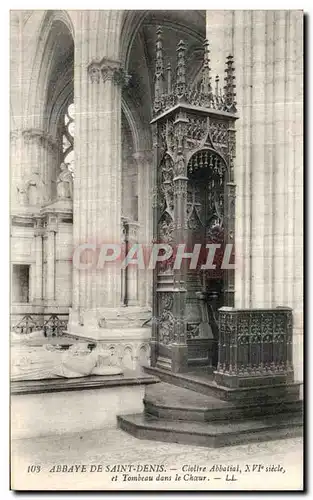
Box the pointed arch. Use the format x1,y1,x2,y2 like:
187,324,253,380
25,10,74,134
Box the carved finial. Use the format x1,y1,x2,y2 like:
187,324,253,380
176,40,186,99
154,27,165,112
215,75,219,95
167,62,172,95
203,39,210,67
224,55,237,112
201,39,212,95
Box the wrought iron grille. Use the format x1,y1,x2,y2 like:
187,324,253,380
11,313,69,337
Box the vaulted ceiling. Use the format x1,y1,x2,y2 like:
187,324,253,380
124,10,206,132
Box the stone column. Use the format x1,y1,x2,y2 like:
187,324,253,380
292,11,303,383
70,12,126,337
33,219,43,303
250,11,266,307
214,11,303,381
19,129,58,205
232,10,244,309
272,11,287,306
10,13,23,208
121,217,128,306
263,10,275,307
126,221,140,306
10,131,23,209
232,10,253,308
284,11,296,309
45,214,57,303
133,151,153,308
75,67,123,308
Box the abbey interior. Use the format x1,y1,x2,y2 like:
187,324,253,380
10,10,303,447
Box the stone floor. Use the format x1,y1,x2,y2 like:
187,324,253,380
11,428,303,491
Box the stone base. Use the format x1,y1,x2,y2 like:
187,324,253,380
187,338,217,369
68,307,152,371
117,376,303,448
214,370,295,389
171,344,189,373
118,411,303,449
144,366,302,402
151,343,189,373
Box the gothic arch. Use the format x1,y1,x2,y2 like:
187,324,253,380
25,10,74,134
121,99,140,153
121,97,151,154
120,10,206,156
120,10,205,73
120,11,149,71
47,71,73,139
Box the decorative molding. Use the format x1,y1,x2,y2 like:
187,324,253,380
34,217,44,237
87,58,131,87
11,214,34,227
152,28,237,117
22,128,58,152
44,213,58,233
216,307,294,385
22,10,33,25
10,130,19,143
121,218,140,243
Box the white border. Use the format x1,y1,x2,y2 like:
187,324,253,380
1,3,310,499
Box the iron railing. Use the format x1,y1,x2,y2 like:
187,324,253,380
11,313,69,337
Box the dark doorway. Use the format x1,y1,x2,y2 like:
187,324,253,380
12,264,30,303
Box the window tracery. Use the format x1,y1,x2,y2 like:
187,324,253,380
62,102,74,175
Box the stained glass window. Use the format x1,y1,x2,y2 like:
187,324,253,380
62,102,74,175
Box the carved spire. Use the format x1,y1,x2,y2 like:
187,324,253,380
167,62,172,95
201,39,212,95
215,75,219,95
154,27,165,112
224,55,237,112
152,31,237,115
175,40,186,100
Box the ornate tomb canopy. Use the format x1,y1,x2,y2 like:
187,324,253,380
150,27,238,373
152,27,237,120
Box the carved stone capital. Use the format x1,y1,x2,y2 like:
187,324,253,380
10,130,19,143
173,176,188,198
22,128,58,152
127,221,140,242
121,218,140,243
226,182,236,198
87,57,131,87
87,62,101,83
44,213,58,233
34,217,44,237
173,154,186,177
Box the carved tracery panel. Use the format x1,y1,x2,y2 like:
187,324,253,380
151,26,237,369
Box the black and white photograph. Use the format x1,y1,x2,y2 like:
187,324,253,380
9,7,304,491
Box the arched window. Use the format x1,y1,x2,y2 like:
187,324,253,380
62,102,74,174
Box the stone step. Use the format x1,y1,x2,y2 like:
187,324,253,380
155,356,171,371
144,366,301,402
144,382,303,422
117,412,303,448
